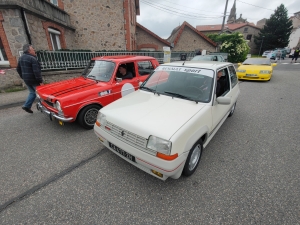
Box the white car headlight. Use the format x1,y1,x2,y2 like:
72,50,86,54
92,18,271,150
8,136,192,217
259,70,271,74
54,101,62,111
147,136,172,155
96,112,106,126
237,69,246,73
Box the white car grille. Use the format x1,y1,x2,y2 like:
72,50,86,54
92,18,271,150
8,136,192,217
102,121,156,155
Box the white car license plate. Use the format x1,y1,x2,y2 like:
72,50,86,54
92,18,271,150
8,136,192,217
109,142,136,162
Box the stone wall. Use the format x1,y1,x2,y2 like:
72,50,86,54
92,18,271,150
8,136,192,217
136,26,167,51
0,9,28,59
25,13,75,51
62,0,126,51
172,27,216,52
0,68,82,91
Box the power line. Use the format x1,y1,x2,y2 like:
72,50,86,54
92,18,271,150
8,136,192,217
154,0,225,15
237,0,274,11
141,0,224,20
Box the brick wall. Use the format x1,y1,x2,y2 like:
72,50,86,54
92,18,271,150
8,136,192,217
172,27,216,52
62,0,127,51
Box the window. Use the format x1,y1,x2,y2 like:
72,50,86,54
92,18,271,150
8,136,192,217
216,69,230,97
228,66,238,88
244,27,248,33
48,28,61,50
246,34,252,41
137,61,154,76
0,37,8,65
50,0,58,6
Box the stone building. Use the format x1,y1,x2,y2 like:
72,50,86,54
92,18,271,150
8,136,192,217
195,0,260,54
0,0,217,89
256,18,267,29
0,0,139,68
0,0,141,90
167,21,217,52
136,23,171,51
196,23,260,54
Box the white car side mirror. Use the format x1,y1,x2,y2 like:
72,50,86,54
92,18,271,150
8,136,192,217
217,96,231,105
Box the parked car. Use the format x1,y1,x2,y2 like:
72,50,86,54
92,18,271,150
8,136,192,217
262,50,272,57
36,55,160,129
94,61,240,180
267,49,286,59
191,55,225,62
236,58,277,81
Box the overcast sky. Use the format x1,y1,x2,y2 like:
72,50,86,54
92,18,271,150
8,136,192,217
137,0,300,39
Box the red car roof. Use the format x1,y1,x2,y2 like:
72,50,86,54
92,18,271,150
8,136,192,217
92,55,155,61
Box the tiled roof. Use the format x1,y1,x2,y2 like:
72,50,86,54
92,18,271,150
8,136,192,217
136,23,171,46
167,21,217,47
196,23,258,32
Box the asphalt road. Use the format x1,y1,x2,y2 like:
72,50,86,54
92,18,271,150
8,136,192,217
0,60,300,224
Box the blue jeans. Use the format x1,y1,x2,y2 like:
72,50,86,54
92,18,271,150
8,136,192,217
24,84,37,108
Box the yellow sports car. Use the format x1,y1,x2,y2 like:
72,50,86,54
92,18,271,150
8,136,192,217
236,58,277,81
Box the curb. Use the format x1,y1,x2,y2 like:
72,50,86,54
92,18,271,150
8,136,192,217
0,99,38,110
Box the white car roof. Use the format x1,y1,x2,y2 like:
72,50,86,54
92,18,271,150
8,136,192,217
162,61,232,70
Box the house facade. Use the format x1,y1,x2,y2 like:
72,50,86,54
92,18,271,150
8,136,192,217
167,21,217,53
196,23,260,54
136,23,171,51
0,0,139,68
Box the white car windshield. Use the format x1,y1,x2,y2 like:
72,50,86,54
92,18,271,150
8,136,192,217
140,65,214,103
83,60,115,82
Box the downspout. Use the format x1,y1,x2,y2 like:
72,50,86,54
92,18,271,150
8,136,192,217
20,8,32,44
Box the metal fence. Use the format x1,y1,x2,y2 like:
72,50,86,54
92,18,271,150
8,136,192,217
36,51,196,71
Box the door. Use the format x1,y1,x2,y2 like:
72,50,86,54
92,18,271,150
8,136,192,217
211,67,233,129
112,62,139,100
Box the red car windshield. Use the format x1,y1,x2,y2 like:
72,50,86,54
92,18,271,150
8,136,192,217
83,60,116,82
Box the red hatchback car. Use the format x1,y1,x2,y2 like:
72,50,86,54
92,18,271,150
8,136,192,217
36,55,159,129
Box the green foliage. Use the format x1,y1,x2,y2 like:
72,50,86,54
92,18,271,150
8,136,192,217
254,4,293,53
208,32,250,63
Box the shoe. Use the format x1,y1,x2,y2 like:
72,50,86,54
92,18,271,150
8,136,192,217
22,106,33,113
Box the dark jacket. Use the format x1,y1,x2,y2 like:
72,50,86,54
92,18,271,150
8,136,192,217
117,71,133,80
17,53,43,85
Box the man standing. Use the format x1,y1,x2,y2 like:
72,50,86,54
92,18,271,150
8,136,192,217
291,47,299,63
17,44,43,113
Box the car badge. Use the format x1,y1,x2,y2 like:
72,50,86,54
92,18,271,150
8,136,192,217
121,131,125,136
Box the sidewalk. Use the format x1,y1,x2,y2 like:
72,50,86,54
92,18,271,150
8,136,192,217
0,89,30,109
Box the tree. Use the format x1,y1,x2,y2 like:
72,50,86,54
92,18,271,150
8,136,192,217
208,32,250,63
254,4,293,53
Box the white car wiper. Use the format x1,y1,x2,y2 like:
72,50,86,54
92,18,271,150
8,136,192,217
164,91,198,103
140,86,155,93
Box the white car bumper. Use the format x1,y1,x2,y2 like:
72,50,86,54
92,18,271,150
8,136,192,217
94,125,188,181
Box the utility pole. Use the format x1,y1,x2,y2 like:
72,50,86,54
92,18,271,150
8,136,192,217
221,0,229,33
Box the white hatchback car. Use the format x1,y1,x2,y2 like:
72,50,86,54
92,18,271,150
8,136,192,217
94,61,240,180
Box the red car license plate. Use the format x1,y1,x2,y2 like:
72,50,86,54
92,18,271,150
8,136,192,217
109,142,136,162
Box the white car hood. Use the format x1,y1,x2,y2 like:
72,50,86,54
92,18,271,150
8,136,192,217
101,90,205,140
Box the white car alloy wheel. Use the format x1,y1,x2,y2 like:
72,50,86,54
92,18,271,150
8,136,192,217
228,102,236,117
189,144,201,171
183,140,203,176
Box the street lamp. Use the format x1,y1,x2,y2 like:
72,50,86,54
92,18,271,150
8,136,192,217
259,36,265,56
